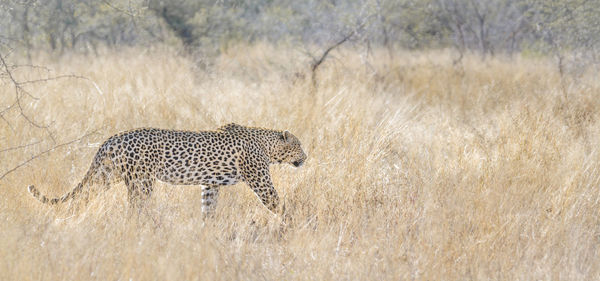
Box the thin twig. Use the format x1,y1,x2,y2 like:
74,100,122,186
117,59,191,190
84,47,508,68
309,21,368,89
102,0,138,17
9,64,52,72
0,101,17,116
1,52,53,140
0,139,42,153
0,131,96,181
0,51,20,85
15,93,49,129
0,52,91,143
0,114,14,131
310,31,356,74
18,74,90,85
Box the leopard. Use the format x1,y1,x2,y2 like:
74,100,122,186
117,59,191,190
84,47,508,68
27,123,307,217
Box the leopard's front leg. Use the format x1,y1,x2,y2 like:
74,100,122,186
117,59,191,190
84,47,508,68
241,161,280,214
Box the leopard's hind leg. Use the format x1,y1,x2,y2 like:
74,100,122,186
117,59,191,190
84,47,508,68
201,184,221,218
125,174,155,209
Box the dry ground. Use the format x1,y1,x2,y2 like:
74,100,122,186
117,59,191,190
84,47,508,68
1,45,599,280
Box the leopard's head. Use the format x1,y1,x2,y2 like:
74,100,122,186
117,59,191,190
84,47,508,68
270,131,307,167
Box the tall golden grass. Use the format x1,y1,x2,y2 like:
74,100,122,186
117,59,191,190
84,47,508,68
1,45,599,280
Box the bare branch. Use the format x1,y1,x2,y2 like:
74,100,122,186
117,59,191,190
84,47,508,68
0,51,20,85
0,131,97,181
0,51,92,143
0,51,51,136
0,101,17,116
310,20,370,73
309,21,368,89
0,114,15,131
310,31,354,73
15,96,48,129
18,74,90,86
101,0,141,18
0,139,42,153
9,64,51,72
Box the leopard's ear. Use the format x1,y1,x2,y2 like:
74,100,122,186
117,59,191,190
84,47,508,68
282,130,292,142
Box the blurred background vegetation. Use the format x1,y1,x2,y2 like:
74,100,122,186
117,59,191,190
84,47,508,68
1,0,599,70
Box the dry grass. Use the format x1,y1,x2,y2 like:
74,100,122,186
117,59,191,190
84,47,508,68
1,45,599,280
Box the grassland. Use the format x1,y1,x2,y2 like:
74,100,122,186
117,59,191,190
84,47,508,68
1,45,599,280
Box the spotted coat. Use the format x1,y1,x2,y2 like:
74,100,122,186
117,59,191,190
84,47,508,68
28,123,307,215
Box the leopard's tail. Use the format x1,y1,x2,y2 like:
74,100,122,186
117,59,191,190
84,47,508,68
27,168,94,205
